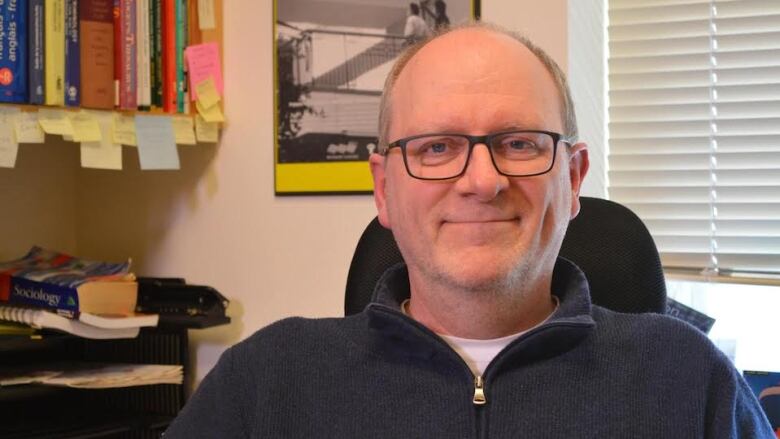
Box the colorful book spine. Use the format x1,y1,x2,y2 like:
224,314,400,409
44,0,64,106
79,0,114,109
28,0,46,104
149,0,161,107
0,0,29,103
161,0,174,112
112,0,119,105
118,0,135,109
63,0,80,106
174,0,186,113
135,0,149,108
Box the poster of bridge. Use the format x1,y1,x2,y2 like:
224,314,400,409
275,0,479,194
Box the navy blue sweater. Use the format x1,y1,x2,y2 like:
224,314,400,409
165,260,773,438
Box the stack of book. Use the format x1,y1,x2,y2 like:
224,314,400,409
0,246,158,339
0,0,202,113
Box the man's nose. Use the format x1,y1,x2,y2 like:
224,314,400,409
455,143,509,201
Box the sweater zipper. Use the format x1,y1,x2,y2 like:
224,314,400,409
474,374,487,439
473,375,486,405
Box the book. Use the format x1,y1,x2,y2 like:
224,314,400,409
161,0,175,112
44,0,65,106
79,0,114,109
28,0,46,104
174,0,186,113
0,246,137,317
112,0,120,105
0,305,139,339
149,0,161,107
135,0,150,108
0,0,29,103
744,370,780,435
0,246,72,301
118,0,136,109
63,0,79,106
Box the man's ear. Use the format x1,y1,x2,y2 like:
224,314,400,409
369,153,391,228
567,143,590,220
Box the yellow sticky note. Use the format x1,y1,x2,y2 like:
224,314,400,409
14,112,46,143
173,116,197,145
112,113,137,146
196,100,225,123
81,111,122,170
0,112,18,168
195,114,219,143
197,0,216,30
70,112,103,143
37,109,75,137
195,77,220,109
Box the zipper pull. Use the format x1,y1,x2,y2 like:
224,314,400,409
473,375,486,405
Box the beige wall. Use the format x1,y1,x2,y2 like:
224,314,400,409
0,0,593,386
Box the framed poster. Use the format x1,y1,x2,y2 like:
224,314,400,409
274,0,480,195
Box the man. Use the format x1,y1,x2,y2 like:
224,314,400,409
165,23,773,438
404,3,431,45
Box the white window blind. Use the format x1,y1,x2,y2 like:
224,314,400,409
607,0,780,278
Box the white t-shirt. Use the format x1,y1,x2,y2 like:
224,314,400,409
401,298,559,376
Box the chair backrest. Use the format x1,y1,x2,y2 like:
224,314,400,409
345,197,667,315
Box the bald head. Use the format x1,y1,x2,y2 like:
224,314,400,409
377,23,577,149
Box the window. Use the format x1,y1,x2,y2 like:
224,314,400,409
607,0,780,371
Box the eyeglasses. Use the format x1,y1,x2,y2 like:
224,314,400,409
379,130,573,180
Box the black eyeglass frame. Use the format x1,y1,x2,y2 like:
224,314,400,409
380,130,575,181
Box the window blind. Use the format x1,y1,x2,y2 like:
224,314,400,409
607,0,780,278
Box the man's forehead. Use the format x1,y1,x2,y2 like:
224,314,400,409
390,28,561,134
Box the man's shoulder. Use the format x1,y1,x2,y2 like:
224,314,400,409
231,314,366,362
589,306,724,360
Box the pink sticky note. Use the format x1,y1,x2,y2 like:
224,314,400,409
185,43,224,101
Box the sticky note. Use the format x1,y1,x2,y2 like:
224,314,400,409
173,116,197,145
70,112,103,143
112,113,138,146
0,111,18,168
197,0,216,30
81,111,122,170
185,43,223,101
196,100,225,123
195,114,219,143
14,112,45,143
38,109,75,137
135,115,180,170
195,77,220,109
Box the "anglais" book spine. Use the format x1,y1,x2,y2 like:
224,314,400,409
0,0,28,103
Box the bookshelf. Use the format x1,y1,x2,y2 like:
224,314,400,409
0,0,225,170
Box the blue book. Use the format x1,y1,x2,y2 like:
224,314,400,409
28,0,45,104
64,0,80,106
0,0,28,102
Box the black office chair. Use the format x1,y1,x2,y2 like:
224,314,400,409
345,197,667,315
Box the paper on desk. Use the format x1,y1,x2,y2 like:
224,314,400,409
38,108,75,137
173,116,197,145
14,112,46,143
0,110,18,168
195,114,219,143
135,114,180,170
81,111,122,170
70,112,103,143
112,112,138,146
186,42,223,101
197,0,216,30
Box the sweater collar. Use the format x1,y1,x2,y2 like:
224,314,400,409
362,258,596,373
